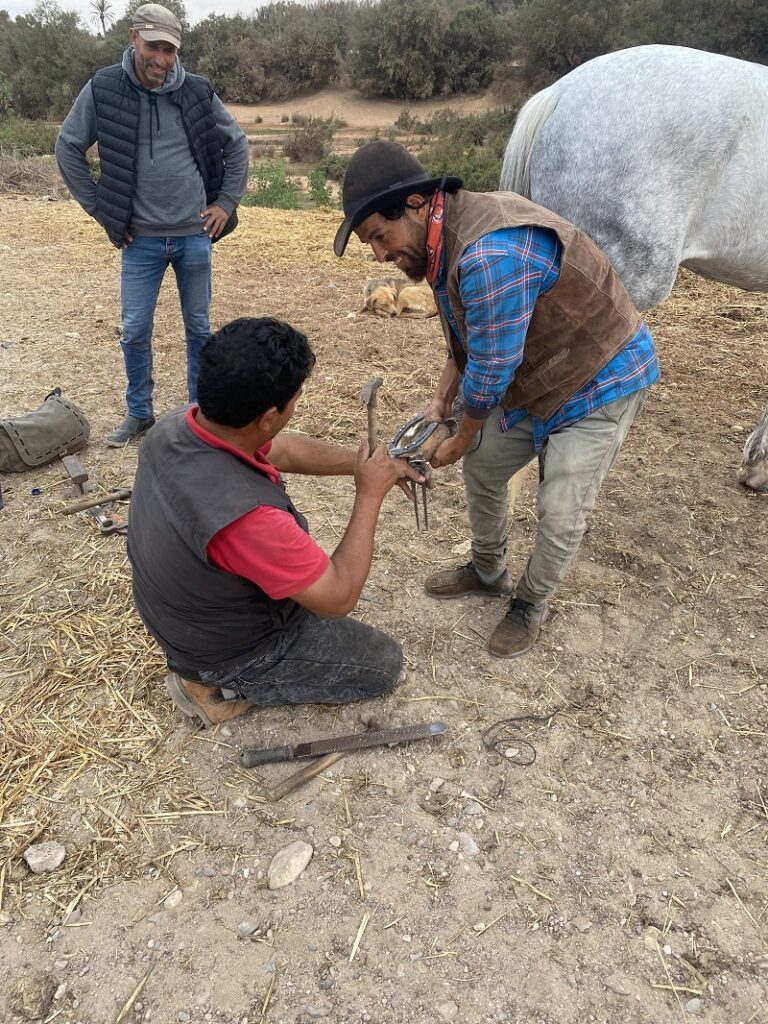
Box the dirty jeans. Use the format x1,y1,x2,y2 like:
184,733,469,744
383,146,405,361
462,390,648,605
199,613,403,706
120,234,212,419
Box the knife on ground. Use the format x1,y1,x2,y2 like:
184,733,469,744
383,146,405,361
239,721,448,768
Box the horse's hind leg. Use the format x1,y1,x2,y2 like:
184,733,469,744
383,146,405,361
738,403,768,491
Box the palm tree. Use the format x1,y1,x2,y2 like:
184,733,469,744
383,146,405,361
90,0,115,37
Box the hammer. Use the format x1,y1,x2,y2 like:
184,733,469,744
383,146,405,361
359,376,383,457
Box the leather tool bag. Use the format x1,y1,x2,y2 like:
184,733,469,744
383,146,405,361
0,388,90,473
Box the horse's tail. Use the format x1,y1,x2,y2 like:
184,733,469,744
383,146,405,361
500,85,561,197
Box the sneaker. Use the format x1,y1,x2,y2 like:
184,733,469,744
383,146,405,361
105,415,155,447
425,561,513,600
487,598,549,658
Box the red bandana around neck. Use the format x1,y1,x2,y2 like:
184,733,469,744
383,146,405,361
425,190,445,285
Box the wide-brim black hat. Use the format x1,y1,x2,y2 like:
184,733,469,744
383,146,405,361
334,140,463,257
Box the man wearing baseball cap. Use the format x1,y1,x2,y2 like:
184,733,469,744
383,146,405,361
336,141,659,658
56,4,249,446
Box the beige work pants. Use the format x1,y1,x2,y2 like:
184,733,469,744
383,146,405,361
462,391,648,605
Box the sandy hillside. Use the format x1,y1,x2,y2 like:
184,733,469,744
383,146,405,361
228,85,504,133
0,197,767,1024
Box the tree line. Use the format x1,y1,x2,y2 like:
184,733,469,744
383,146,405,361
1,0,766,121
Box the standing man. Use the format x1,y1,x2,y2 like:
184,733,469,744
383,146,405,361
335,141,659,659
128,317,423,726
56,4,250,446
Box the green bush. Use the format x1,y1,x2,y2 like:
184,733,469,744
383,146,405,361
307,168,335,208
241,161,301,209
317,153,349,182
394,107,435,134
282,115,337,163
0,117,59,157
280,113,289,123
418,108,520,192
0,71,12,118
291,112,308,125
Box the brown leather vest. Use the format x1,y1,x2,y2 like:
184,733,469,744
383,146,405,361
438,191,643,420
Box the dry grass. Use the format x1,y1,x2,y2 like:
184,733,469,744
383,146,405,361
0,151,68,198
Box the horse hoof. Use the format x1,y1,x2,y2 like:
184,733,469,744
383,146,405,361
737,464,768,492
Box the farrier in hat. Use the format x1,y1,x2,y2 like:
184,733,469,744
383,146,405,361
337,140,659,662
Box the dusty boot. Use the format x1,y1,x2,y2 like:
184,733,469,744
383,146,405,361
106,415,155,447
425,561,512,600
487,598,549,658
164,672,252,727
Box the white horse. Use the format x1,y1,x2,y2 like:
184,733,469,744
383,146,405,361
500,44,768,491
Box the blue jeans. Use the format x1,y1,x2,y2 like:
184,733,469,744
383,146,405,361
119,234,212,419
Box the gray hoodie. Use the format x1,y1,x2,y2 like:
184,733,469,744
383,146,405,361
55,48,249,237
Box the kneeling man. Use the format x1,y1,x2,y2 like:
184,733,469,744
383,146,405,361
128,316,421,725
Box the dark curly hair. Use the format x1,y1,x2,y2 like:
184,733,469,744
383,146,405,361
197,317,316,427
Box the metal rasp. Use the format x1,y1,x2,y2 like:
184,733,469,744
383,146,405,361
240,721,447,768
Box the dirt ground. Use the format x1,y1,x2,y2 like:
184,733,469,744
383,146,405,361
1,196,767,1024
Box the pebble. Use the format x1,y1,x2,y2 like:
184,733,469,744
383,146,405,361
448,841,459,853
570,916,592,933
0,911,13,926
237,921,257,938
178,1013,192,1023
164,890,183,910
472,923,485,933
220,726,234,737
63,907,81,925
436,1000,459,1021
662,943,672,955
231,797,248,810
303,1006,333,1018
429,778,446,793
195,867,216,877
268,841,314,890
603,972,632,996
463,801,483,816
643,925,662,950
684,999,703,1013
457,832,479,858
23,841,66,874
328,836,342,848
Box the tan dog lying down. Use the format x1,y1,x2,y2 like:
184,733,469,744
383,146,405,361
360,278,437,319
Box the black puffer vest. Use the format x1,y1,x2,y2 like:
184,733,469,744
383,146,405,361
90,64,238,248
127,410,309,676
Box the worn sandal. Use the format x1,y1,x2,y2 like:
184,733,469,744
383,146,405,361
164,671,216,726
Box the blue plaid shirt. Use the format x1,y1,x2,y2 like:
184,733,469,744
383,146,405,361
434,225,659,451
